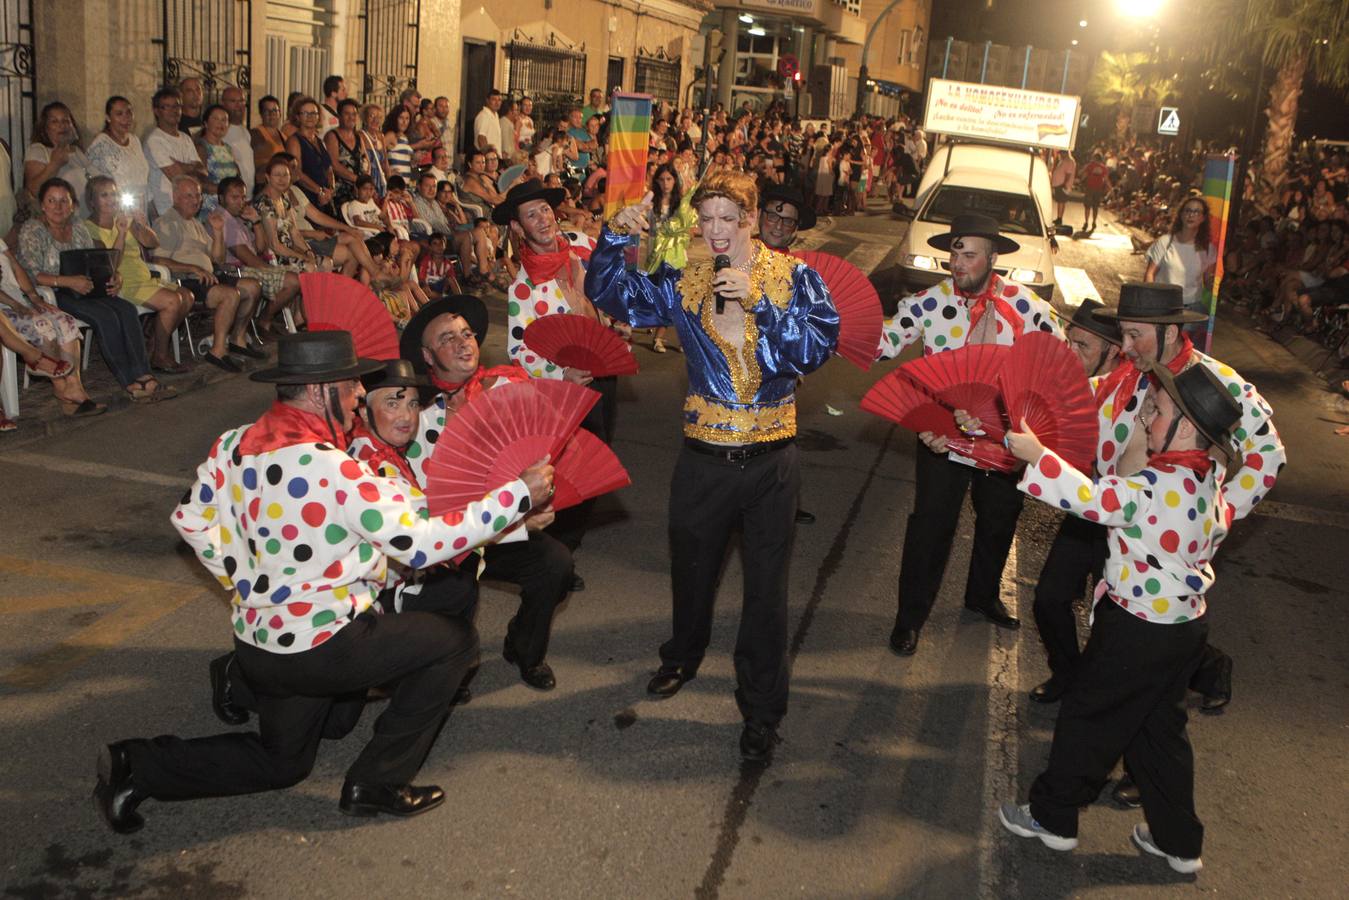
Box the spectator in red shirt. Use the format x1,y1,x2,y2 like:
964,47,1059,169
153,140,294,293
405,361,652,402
1081,151,1111,232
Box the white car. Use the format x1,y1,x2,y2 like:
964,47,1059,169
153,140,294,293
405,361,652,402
896,141,1070,300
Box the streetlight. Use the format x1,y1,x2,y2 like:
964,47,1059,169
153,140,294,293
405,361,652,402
1116,0,1163,16
1079,19,1087,27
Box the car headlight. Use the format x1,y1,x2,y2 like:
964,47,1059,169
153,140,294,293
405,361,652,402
1010,268,1042,283
905,253,937,270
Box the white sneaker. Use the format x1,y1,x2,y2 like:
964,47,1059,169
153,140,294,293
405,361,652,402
1132,824,1203,874
653,337,666,353
998,802,1079,851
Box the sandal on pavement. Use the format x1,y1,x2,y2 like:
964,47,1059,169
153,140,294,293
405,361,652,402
25,354,74,379
0,414,16,432
60,398,107,417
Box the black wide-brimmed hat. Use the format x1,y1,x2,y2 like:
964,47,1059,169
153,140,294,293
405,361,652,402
360,358,433,400
250,331,383,384
760,184,816,231
1095,282,1207,325
927,213,1020,255
1143,362,1242,465
400,294,488,373
1068,299,1122,345
491,177,567,226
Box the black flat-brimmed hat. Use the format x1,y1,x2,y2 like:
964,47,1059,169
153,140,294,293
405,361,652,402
1143,362,1242,466
360,358,433,400
1095,282,1207,325
1068,299,1122,345
400,294,488,373
250,331,383,384
491,177,567,226
760,184,816,231
927,213,1020,255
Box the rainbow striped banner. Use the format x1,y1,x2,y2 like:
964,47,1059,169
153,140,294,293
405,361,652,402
1200,154,1236,354
603,92,653,219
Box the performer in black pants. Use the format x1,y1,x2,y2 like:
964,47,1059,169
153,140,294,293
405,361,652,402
587,169,839,764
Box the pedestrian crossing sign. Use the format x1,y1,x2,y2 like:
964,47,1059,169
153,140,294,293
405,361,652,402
1158,107,1181,136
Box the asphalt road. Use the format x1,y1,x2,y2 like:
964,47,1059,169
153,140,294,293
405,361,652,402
1,202,1346,899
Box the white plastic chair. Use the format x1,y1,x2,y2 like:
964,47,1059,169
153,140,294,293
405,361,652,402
0,346,19,418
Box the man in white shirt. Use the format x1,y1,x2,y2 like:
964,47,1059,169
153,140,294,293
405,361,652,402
474,90,503,154
319,75,346,135
220,86,254,189
144,86,209,218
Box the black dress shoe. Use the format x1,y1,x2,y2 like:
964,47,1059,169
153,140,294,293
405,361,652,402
1199,654,1233,714
889,625,919,656
795,509,816,525
451,683,472,706
93,742,147,834
209,652,250,725
339,782,445,818
1112,775,1142,808
503,643,556,691
204,352,242,373
646,667,689,697
739,723,779,764
227,342,266,360
1030,676,1069,704
965,599,1021,630
568,571,586,592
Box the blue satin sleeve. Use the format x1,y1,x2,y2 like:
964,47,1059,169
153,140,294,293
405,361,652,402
584,227,680,329
756,264,840,379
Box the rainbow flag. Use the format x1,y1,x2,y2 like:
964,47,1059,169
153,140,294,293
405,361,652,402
1200,154,1236,354
603,92,653,219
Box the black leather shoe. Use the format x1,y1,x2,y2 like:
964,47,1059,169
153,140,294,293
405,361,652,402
889,625,919,656
965,599,1021,630
451,683,472,706
646,667,689,697
1199,655,1233,714
1030,676,1069,704
339,782,445,818
739,723,779,764
93,742,147,834
795,509,816,525
209,652,250,725
227,342,266,360
503,643,556,691
1112,775,1142,808
569,572,586,592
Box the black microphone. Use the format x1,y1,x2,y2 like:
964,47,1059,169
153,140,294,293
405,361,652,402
713,254,731,314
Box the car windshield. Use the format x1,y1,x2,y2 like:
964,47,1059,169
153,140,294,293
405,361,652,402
920,186,1042,236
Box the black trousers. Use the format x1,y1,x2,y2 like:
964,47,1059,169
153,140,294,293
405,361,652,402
1029,599,1208,859
896,441,1025,631
125,611,477,800
549,375,618,552
55,290,151,388
1032,515,1108,679
481,531,574,667
663,442,799,728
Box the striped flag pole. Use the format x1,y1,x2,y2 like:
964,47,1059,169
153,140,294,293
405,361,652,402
603,92,654,220
1200,153,1236,354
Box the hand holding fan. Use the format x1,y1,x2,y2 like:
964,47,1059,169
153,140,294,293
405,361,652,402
791,250,883,372
300,272,400,359
550,428,631,511
999,331,1098,474
897,344,1009,440
522,314,639,377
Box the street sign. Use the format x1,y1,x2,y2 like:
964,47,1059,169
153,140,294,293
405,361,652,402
777,54,798,79
1158,107,1181,136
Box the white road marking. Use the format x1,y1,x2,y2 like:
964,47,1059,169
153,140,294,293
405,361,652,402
0,451,188,489
977,535,1020,900
1054,265,1101,309
1076,230,1135,251
846,241,893,276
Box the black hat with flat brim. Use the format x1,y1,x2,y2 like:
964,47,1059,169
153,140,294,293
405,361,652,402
1068,299,1123,345
1095,282,1208,325
1143,362,1242,466
361,358,434,402
927,212,1020,255
759,184,816,231
400,294,489,373
491,177,567,226
250,331,383,384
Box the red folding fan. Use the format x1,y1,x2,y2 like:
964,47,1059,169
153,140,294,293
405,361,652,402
860,367,961,439
550,428,631,512
523,314,639,377
792,250,883,372
300,272,400,359
947,437,1020,473
998,331,1098,475
896,344,1010,440
422,379,598,515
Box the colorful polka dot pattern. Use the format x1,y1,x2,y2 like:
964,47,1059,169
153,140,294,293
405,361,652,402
877,275,1063,361
508,231,598,379
1020,448,1232,624
1095,350,1284,522
172,426,531,653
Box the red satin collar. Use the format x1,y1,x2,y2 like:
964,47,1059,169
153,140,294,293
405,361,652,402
960,274,1025,342
1147,448,1214,479
519,235,579,286
1094,335,1195,422
238,401,347,455
429,363,531,405
349,420,420,487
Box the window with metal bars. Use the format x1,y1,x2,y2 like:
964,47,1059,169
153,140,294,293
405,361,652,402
357,0,420,109
157,0,251,102
0,0,34,199
634,54,680,105
505,40,586,129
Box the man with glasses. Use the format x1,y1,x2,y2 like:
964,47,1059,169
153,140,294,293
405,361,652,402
145,87,210,218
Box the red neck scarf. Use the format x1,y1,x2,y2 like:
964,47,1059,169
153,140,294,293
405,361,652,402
349,419,420,487
429,363,531,406
1147,448,1214,479
1095,334,1195,422
239,401,347,456
519,234,580,287
961,274,1025,342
